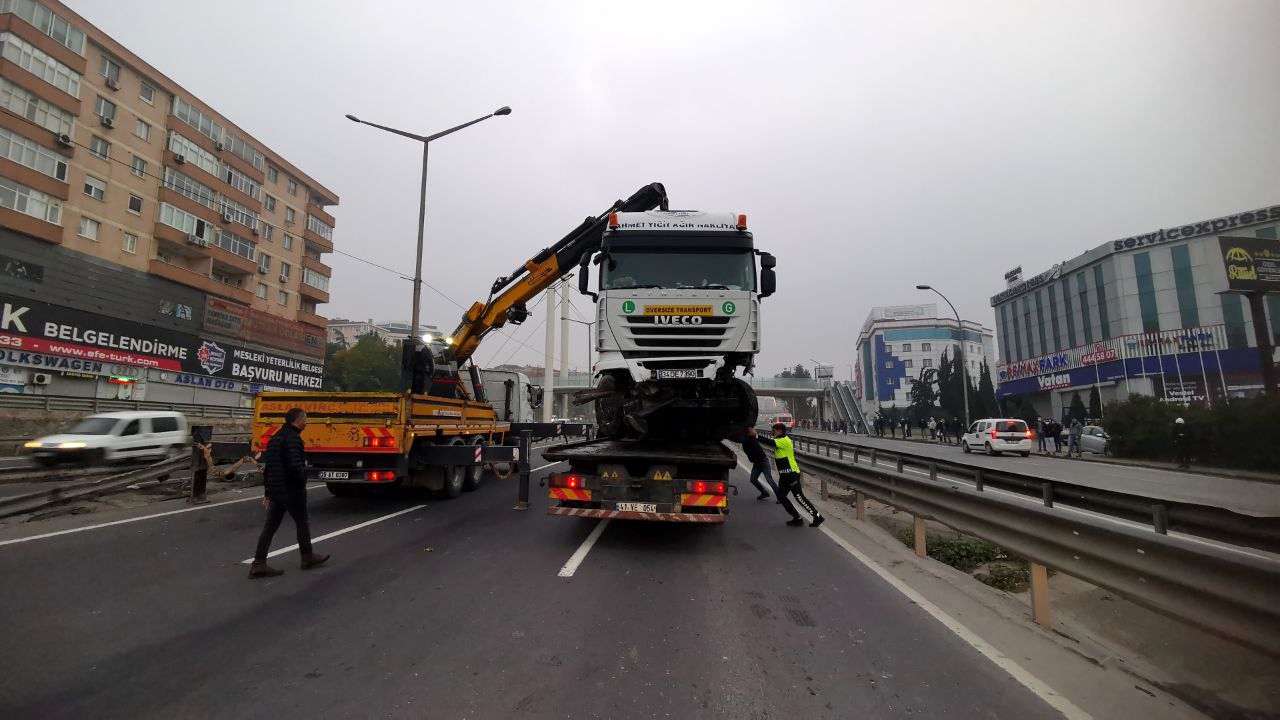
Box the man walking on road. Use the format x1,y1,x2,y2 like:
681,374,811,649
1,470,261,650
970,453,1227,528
749,424,824,527
1036,418,1048,454
739,430,781,502
1173,417,1192,469
249,407,329,579
1067,418,1084,458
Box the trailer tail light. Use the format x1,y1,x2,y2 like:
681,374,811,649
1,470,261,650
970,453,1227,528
363,436,396,448
552,474,584,489
690,481,726,495
367,471,395,482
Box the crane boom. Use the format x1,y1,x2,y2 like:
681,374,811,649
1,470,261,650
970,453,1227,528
445,182,668,365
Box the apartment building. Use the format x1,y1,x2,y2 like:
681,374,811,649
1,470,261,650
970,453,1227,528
0,0,338,403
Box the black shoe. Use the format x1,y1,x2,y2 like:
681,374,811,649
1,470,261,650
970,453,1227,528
756,493,770,501
301,552,330,570
248,562,283,579
786,518,805,526
810,515,825,528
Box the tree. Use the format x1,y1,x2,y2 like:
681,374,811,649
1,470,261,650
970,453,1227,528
976,358,998,419
326,333,401,391
1068,392,1087,424
907,370,938,423
1088,385,1103,420
322,342,346,391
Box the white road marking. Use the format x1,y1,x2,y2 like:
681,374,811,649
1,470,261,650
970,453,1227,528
532,461,563,472
819,526,1091,720
557,518,610,577
241,503,427,563
0,484,323,548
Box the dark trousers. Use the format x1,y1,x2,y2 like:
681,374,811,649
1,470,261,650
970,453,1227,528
254,492,312,563
749,460,781,498
778,472,819,520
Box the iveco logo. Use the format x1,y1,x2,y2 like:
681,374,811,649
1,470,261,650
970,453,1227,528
654,316,703,325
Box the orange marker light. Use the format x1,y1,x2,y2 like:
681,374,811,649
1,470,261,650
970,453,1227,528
736,214,747,230
608,212,619,229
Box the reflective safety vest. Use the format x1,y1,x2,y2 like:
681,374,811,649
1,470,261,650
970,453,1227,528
772,435,799,474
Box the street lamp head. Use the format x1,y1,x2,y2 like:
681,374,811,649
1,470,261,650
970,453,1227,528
344,114,361,123
493,106,512,116
915,284,931,290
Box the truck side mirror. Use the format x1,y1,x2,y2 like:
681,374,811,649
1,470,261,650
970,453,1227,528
759,253,776,298
578,256,597,302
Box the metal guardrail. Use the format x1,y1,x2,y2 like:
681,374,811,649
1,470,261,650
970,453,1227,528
792,436,1280,658
0,393,252,418
0,455,190,519
792,433,1278,553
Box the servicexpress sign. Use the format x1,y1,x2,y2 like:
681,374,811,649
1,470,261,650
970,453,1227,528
0,294,322,390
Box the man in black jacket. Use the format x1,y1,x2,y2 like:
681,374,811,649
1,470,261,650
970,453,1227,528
249,407,329,579
739,429,781,501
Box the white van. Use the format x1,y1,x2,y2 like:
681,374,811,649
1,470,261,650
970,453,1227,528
25,411,189,466
961,418,1032,457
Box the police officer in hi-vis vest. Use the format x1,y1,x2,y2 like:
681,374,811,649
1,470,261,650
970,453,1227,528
749,423,824,527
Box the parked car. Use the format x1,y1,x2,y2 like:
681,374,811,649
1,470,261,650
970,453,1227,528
961,418,1032,456
24,411,189,467
767,414,794,429
1079,425,1110,454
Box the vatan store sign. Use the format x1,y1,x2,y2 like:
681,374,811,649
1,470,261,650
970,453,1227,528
997,326,1229,383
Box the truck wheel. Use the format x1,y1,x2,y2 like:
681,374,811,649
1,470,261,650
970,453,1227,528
440,437,466,499
463,436,486,491
594,373,627,439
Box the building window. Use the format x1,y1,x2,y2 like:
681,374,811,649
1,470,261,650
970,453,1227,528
139,82,154,104
83,175,105,200
264,194,276,211
0,176,61,223
131,155,146,177
262,224,273,241
306,214,334,241
77,216,99,240
1034,290,1048,355
267,165,278,183
287,177,297,195
218,195,259,232
134,118,150,141
1060,278,1077,348
258,253,270,273
921,343,931,352
211,270,242,288
0,76,74,136
127,194,142,214
278,290,288,306
1022,297,1035,358
884,361,892,369
89,135,110,159
214,229,256,261
256,282,267,299
1076,273,1093,345
166,131,218,176
999,305,1012,363
280,262,291,280
1047,284,1062,351
282,233,293,250
99,54,120,84
163,166,217,210
904,359,913,369
122,232,137,254
1132,252,1159,334
1222,293,1248,349
223,164,262,200
0,32,81,97
171,96,224,145
303,267,328,292
158,202,210,242
901,343,911,352
94,95,115,122
285,207,295,224
4,0,86,55
922,359,932,368
1093,265,1111,340
0,126,67,180
1170,245,1200,330
221,130,264,171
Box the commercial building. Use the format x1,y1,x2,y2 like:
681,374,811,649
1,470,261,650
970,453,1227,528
0,0,337,404
990,202,1280,417
853,304,996,421
326,319,441,348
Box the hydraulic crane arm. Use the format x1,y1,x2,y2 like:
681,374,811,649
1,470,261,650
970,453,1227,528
446,182,668,365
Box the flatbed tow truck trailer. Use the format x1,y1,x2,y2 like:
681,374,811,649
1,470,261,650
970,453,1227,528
541,439,738,522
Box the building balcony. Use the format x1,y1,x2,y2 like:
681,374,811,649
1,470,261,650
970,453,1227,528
0,205,61,243
297,309,328,328
299,281,329,304
149,258,253,305
0,155,68,199
0,60,80,116
305,202,335,228
301,255,331,277
157,186,223,226
0,14,87,74
210,244,256,275
303,227,333,253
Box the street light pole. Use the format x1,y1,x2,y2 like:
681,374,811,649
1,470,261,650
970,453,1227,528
345,106,511,340
917,284,970,428
566,318,596,376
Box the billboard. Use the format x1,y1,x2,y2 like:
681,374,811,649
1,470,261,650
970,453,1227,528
1219,236,1280,292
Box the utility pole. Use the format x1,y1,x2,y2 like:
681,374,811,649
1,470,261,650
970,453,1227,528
560,277,571,417
542,284,556,421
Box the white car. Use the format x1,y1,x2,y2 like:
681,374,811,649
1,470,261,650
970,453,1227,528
961,418,1032,457
24,411,189,467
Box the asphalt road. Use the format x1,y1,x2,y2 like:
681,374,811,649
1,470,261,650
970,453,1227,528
0,445,1065,720
796,430,1280,517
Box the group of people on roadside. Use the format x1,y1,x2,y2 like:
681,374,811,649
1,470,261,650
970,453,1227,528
1035,417,1085,458
740,423,825,528
871,415,965,444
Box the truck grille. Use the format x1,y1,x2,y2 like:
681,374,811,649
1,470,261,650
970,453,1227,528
623,316,733,351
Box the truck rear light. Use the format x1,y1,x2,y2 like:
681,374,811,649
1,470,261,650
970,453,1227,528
690,481,726,495
551,474,584,489
367,471,395,482
363,436,396,448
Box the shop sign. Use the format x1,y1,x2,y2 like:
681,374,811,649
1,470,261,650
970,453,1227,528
1081,343,1119,365
1219,236,1280,292
1037,373,1072,391
203,297,249,335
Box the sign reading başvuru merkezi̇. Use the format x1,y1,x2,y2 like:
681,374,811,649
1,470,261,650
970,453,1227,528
0,294,322,389
1219,236,1280,293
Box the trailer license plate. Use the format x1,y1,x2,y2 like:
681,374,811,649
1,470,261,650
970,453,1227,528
616,502,657,513
656,369,698,379
318,471,349,480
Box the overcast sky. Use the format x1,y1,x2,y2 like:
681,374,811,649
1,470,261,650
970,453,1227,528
76,0,1280,376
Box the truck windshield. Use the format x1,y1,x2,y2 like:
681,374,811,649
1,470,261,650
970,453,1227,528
603,250,756,291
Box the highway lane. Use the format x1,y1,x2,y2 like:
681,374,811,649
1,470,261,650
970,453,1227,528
0,446,1066,719
797,430,1280,517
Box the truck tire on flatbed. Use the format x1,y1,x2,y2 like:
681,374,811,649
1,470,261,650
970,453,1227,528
463,436,486,491
440,436,466,499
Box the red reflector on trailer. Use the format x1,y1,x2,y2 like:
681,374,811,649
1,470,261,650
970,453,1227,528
690,481,726,495
551,474,584,488
363,436,397,448
367,471,394,482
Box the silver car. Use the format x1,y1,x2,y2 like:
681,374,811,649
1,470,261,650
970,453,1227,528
1079,425,1110,454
